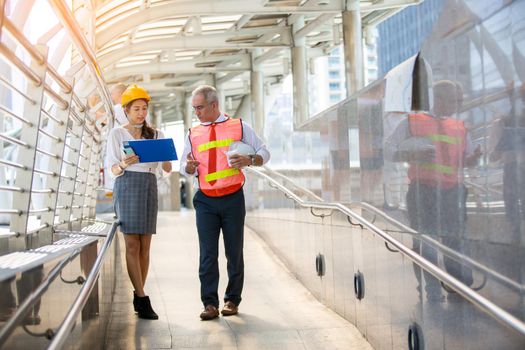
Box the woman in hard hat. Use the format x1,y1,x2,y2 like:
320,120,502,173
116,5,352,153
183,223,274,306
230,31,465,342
106,84,172,320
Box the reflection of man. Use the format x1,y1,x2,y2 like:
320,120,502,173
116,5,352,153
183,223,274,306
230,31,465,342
385,80,481,301
180,85,270,320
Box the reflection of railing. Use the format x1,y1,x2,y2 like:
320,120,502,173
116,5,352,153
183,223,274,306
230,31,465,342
246,167,525,337
0,250,81,344
355,202,523,294
260,166,323,201
48,221,119,350
260,166,523,294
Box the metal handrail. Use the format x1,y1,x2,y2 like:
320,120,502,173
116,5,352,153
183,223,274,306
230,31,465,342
49,0,114,122
47,221,119,350
246,167,525,336
0,249,81,345
259,166,525,294
2,17,46,64
0,42,42,86
356,201,524,293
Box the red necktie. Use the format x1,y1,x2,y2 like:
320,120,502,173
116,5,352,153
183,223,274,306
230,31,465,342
208,124,216,185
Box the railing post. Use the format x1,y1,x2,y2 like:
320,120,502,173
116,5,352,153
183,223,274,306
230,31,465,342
57,113,85,228
39,77,75,232
10,45,48,239
71,119,93,225
82,132,101,220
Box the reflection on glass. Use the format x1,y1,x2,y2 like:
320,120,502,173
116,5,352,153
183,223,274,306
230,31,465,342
385,79,481,300
0,266,46,326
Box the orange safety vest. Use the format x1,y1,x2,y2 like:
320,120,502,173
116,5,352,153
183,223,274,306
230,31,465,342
408,113,466,189
190,118,245,197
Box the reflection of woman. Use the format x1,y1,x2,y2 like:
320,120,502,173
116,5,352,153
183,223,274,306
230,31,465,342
106,85,172,320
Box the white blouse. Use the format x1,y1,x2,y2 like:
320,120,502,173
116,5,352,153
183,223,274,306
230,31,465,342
106,126,165,178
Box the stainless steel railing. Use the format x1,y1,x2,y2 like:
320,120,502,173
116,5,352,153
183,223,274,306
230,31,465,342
0,249,81,345
246,166,525,337
259,166,524,294
0,1,113,237
47,221,119,350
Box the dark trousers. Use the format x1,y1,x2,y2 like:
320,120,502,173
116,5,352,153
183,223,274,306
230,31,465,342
503,161,525,236
193,189,246,308
406,181,473,298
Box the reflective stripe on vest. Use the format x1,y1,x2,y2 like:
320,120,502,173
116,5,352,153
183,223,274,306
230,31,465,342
198,138,235,152
189,118,245,196
427,134,462,145
419,162,455,175
408,113,466,188
205,168,240,182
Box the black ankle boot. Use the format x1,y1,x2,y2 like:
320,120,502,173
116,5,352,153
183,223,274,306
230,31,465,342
136,296,158,320
133,291,138,313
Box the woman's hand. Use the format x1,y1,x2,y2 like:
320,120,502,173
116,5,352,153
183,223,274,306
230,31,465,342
162,161,172,173
120,154,140,169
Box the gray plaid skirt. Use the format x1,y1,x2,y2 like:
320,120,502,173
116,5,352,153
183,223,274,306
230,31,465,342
113,171,158,234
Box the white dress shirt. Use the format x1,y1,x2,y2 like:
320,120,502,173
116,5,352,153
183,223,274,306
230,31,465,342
113,104,129,126
179,114,270,187
106,127,165,179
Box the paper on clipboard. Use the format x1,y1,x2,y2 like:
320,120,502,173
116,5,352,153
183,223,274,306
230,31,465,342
384,55,418,113
128,138,178,163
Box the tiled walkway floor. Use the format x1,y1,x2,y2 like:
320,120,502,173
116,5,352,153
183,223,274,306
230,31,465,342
105,210,373,350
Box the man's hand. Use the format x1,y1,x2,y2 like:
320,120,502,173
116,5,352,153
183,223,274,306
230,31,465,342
185,153,200,174
228,154,250,169
395,146,435,163
466,145,482,167
412,146,436,162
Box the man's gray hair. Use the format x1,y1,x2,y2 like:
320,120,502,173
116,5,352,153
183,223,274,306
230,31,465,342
111,82,128,94
192,85,218,103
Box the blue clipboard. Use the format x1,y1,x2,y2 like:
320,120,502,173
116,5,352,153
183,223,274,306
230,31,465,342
128,138,178,163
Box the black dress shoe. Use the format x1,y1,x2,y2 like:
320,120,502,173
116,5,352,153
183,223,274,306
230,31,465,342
136,296,158,320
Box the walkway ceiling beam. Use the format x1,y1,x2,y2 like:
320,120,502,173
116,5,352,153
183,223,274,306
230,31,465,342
97,27,291,67
105,63,250,81
106,63,285,82
234,15,254,30
106,55,251,74
358,0,422,13
95,0,343,48
294,13,336,41
217,72,246,86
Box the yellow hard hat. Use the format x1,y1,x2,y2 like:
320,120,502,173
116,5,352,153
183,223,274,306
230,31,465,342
121,84,151,107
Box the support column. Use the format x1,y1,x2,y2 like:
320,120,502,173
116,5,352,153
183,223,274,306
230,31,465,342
291,16,309,128
250,49,264,135
183,93,194,209
342,0,364,96
213,75,225,109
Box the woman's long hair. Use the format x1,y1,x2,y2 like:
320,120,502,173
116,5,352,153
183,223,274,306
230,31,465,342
125,98,156,139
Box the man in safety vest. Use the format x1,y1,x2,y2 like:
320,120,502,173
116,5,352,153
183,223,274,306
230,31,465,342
385,80,481,302
180,85,270,320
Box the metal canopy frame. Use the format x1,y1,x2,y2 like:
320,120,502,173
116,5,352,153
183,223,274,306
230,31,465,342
92,0,421,121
